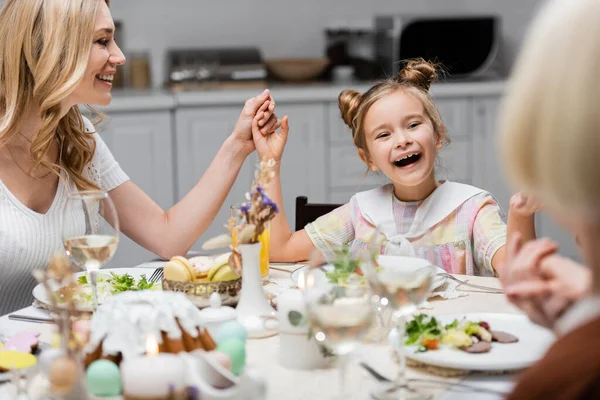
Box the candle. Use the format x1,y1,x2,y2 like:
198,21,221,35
276,287,329,370
277,289,308,333
120,334,186,399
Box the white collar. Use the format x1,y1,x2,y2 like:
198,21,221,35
555,295,600,335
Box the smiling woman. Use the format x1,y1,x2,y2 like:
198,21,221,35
0,0,282,315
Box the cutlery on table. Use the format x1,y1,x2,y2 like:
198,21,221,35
359,362,509,396
437,273,504,294
8,314,54,324
149,268,163,283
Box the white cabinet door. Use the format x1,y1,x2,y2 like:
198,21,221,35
96,111,175,268
471,97,580,260
471,97,512,213
270,103,327,228
175,106,253,249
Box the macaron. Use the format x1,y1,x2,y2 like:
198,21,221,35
164,256,195,283
188,256,213,280
207,264,238,282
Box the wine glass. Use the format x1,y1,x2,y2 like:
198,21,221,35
304,251,377,399
366,252,437,400
61,190,119,311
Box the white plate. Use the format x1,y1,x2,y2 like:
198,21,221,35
290,257,447,291
32,267,161,312
405,313,555,371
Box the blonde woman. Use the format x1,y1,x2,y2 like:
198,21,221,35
498,0,600,397
0,0,280,314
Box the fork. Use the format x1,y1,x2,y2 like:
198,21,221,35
149,268,163,283
437,273,504,294
360,362,508,396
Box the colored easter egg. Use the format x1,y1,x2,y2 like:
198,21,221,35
216,338,246,376
215,321,248,344
49,357,78,393
86,359,122,397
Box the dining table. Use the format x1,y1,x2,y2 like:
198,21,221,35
0,263,537,400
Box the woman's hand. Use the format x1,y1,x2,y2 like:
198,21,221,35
509,192,543,216
252,113,289,163
498,234,558,327
505,254,591,330
500,234,558,287
230,89,281,155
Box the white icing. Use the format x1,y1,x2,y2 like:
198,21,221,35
85,291,206,361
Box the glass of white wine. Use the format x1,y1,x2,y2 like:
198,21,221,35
61,190,119,311
366,255,437,400
304,257,376,399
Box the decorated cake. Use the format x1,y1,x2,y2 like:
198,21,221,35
84,290,216,367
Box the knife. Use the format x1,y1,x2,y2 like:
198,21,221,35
8,314,54,324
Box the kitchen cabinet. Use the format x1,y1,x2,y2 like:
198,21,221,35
175,103,327,249
96,111,175,268
175,106,253,249
470,97,580,260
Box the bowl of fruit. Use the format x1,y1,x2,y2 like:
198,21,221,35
162,253,242,308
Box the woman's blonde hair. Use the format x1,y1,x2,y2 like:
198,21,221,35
499,0,600,217
338,58,448,158
0,0,109,190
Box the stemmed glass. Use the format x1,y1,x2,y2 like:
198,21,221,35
363,228,438,400
61,190,119,311
304,250,377,399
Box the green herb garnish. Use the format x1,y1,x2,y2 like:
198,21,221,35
325,245,362,284
405,314,442,346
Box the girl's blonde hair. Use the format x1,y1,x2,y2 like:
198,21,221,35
338,58,448,158
0,0,109,190
499,0,600,217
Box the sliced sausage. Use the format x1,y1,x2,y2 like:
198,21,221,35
460,341,492,353
490,330,519,343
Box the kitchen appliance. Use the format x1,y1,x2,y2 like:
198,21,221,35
166,47,267,91
374,16,504,80
324,20,378,81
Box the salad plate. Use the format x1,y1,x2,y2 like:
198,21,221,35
32,267,161,312
404,313,555,371
290,255,447,291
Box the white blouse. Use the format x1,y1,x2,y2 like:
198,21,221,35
0,117,129,315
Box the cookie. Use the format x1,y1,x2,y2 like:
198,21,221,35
0,350,37,372
4,331,40,353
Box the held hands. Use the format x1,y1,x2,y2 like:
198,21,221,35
510,192,543,216
252,108,289,164
231,89,281,155
500,233,590,330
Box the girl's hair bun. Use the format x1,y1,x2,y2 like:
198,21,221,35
397,58,438,92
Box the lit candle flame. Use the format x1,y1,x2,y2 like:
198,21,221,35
146,334,159,357
304,272,315,291
298,271,305,291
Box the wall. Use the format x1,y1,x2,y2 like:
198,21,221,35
108,0,546,88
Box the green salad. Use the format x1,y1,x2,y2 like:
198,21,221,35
56,272,159,306
405,313,496,353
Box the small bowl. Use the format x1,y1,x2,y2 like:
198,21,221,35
162,278,242,308
265,58,329,82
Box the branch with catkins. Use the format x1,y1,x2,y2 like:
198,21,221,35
203,158,279,250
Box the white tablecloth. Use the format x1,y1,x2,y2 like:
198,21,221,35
0,264,523,399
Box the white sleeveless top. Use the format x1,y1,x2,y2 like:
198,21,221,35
0,117,129,315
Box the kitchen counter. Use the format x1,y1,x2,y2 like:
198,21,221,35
101,80,507,112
